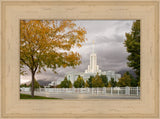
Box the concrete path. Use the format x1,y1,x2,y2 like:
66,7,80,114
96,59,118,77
21,91,140,99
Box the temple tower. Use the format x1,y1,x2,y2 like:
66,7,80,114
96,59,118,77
85,40,101,74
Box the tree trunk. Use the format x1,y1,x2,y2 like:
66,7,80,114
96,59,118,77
31,71,35,97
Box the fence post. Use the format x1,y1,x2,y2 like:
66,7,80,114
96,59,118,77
44,87,46,92
125,86,128,95
118,88,119,95
125,86,130,95
97,88,98,95
103,87,106,95
111,87,113,95
92,88,94,94
72,87,74,93
87,87,89,93
137,87,139,96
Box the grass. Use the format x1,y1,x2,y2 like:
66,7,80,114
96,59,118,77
20,93,61,99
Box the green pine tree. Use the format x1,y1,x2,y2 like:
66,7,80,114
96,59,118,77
60,77,72,88
74,75,85,88
124,20,140,86
92,74,104,87
109,78,117,87
86,76,94,88
118,71,137,87
100,75,108,87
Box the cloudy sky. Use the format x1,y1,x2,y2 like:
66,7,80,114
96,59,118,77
20,20,135,84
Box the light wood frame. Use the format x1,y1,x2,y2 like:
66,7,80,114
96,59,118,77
0,0,159,118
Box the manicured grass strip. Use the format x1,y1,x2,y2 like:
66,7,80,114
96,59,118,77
20,93,61,99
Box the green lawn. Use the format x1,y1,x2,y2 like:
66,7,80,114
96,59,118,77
20,93,61,99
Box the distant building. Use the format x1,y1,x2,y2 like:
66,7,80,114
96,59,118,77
66,40,121,84
48,78,64,87
48,40,121,87
66,70,121,84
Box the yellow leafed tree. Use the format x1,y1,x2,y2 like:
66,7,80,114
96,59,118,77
20,20,87,97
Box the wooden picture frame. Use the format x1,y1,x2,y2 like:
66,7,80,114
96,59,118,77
0,0,159,118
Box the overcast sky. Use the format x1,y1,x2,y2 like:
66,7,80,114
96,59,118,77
20,20,135,84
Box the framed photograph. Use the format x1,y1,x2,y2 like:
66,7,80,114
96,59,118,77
0,0,159,118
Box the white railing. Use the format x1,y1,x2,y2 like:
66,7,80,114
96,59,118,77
20,87,140,96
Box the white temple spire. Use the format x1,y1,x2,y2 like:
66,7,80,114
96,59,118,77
92,40,95,53
85,39,101,74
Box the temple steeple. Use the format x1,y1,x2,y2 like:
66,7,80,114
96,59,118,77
92,40,95,53
85,40,101,74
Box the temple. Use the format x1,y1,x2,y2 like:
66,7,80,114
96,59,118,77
48,40,121,87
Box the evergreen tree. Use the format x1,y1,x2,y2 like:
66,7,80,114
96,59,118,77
109,78,117,87
100,75,108,87
20,83,28,87
60,77,72,88
118,71,137,87
124,20,140,85
86,76,94,88
92,74,104,87
85,81,89,87
108,82,112,87
74,75,85,88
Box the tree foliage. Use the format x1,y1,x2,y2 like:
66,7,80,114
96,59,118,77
109,78,117,87
118,71,137,87
20,83,28,87
20,20,87,97
29,79,41,88
86,75,107,88
92,74,104,87
60,77,72,88
100,75,108,87
86,76,94,88
107,82,112,87
74,75,85,88
124,20,140,85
